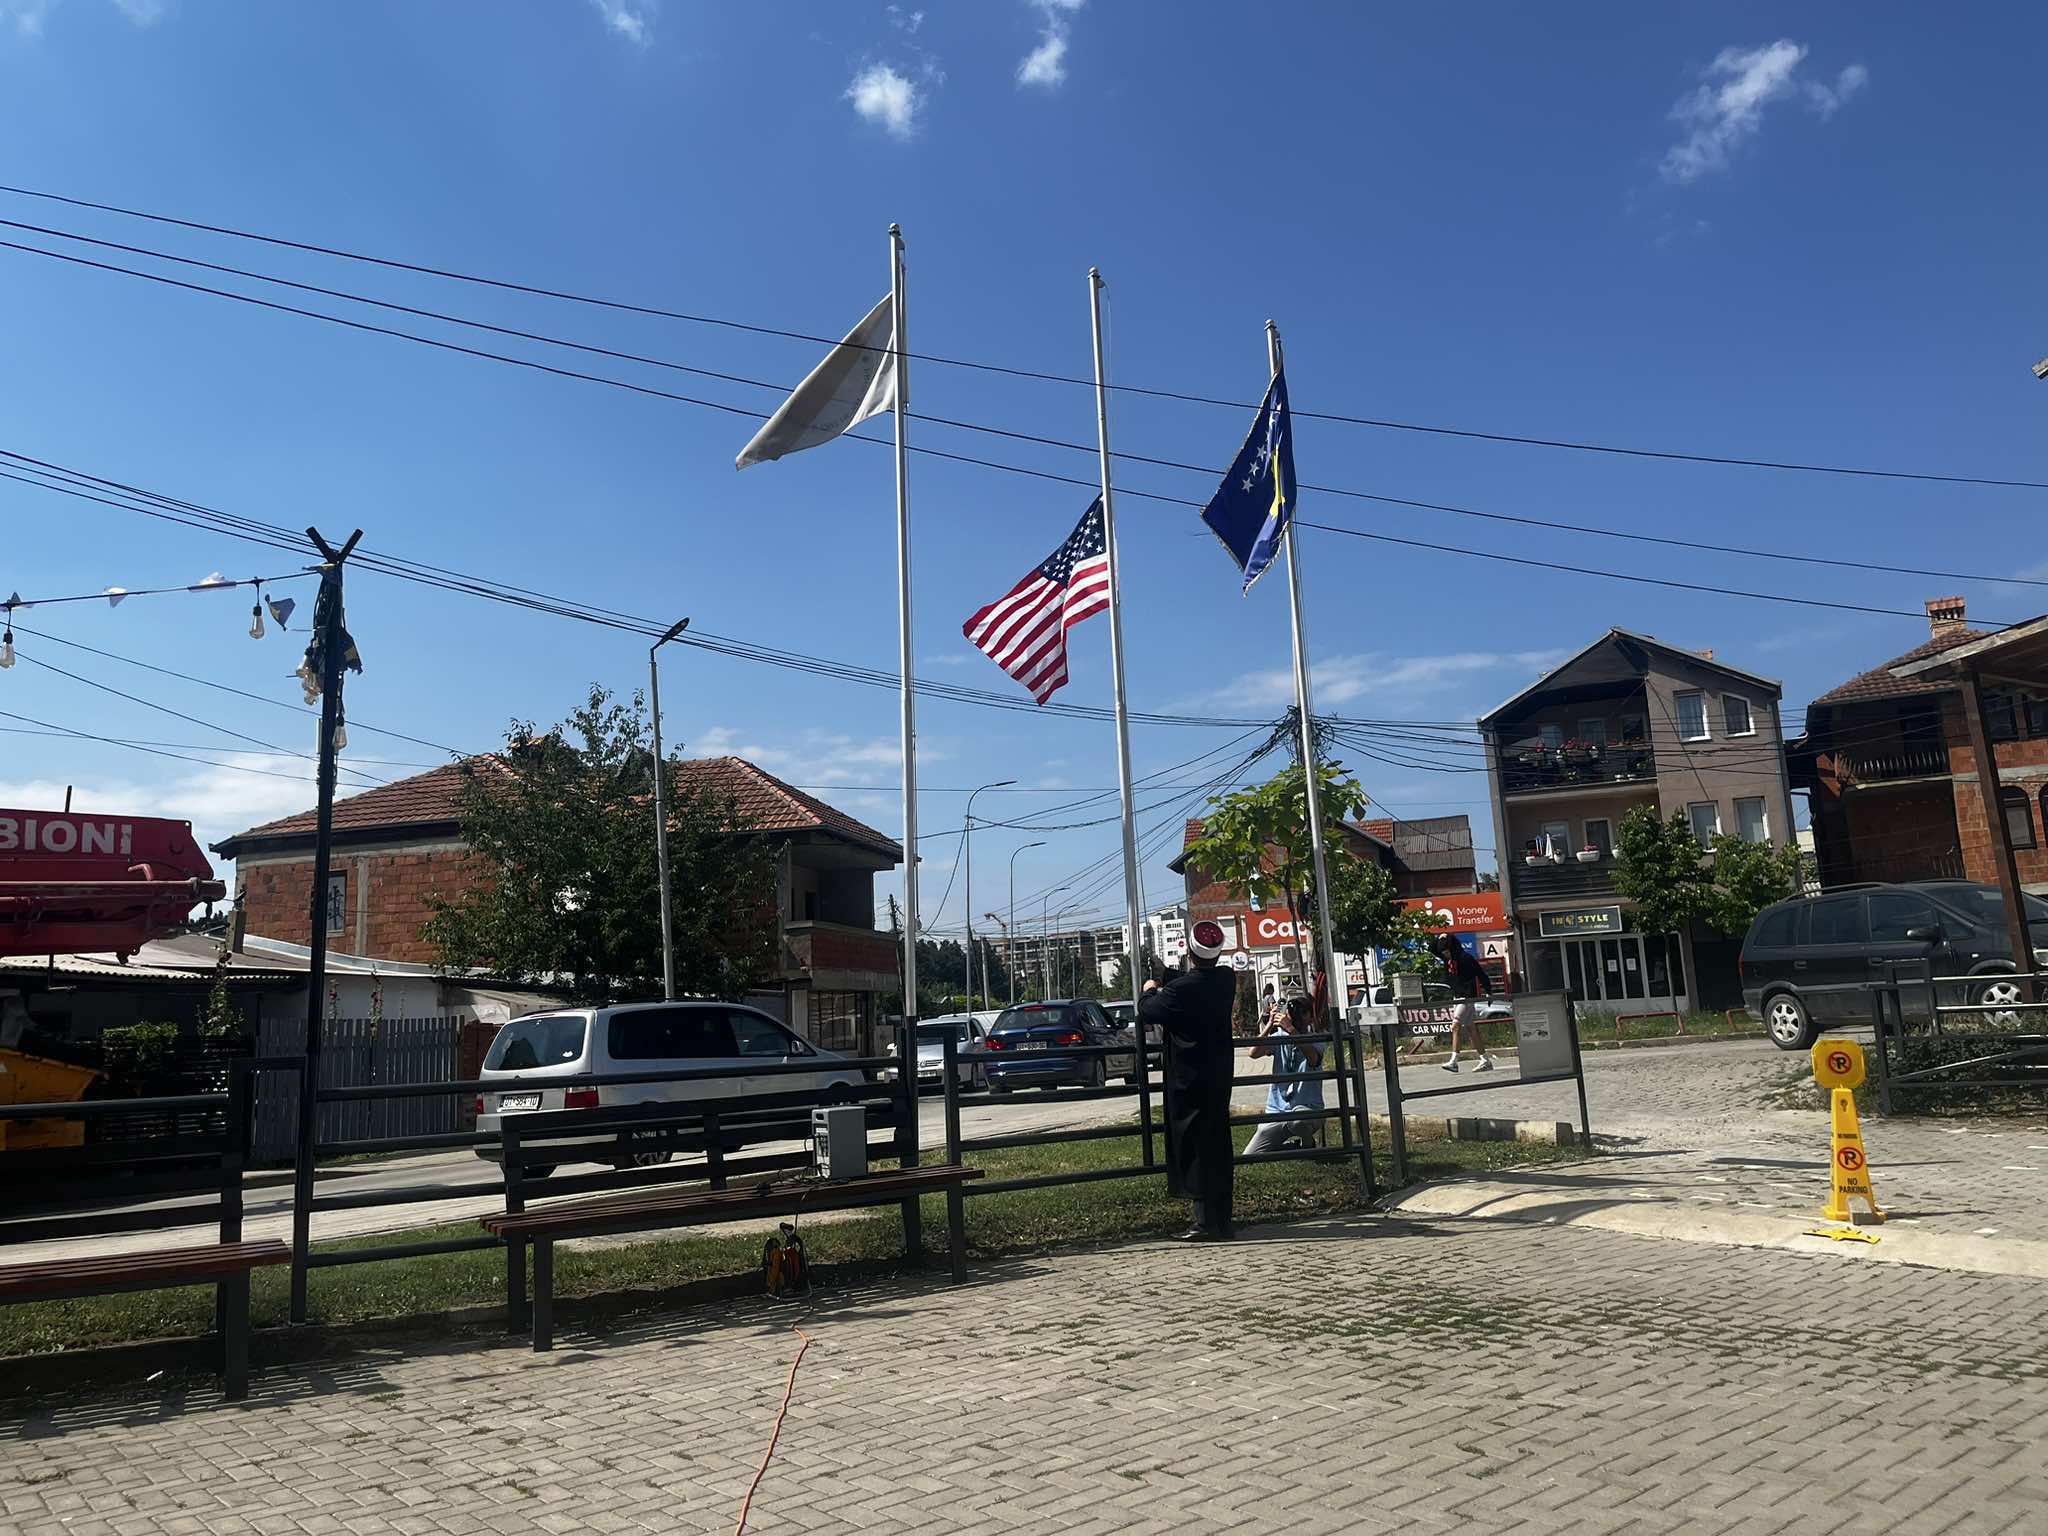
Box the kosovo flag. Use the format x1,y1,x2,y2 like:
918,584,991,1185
1200,371,1295,592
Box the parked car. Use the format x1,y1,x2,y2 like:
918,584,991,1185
1100,997,1162,1049
475,1002,862,1173
1740,880,2048,1050
883,1012,996,1090
982,1000,1138,1091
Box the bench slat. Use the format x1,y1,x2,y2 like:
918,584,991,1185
0,1240,290,1301
481,1166,981,1241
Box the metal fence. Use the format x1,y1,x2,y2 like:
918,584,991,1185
1871,966,2048,1112
253,1016,461,1161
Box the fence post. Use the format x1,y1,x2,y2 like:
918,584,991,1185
1873,977,1897,1117
1378,1019,1408,1190
286,1053,313,1322
941,1033,966,1280
1350,1016,1377,1201
894,1020,924,1263
502,1117,528,1333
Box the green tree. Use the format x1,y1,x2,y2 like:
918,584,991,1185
421,684,777,1003
1612,805,1709,936
1378,906,1451,984
1182,760,1370,982
1323,850,1404,960
1702,832,1806,938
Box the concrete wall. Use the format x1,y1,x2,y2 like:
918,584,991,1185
1640,656,1796,851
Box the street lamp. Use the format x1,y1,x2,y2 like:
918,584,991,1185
1041,883,1075,999
1054,899,1090,996
983,912,1008,1009
1008,841,1044,1005
963,779,1016,1009
648,615,690,1000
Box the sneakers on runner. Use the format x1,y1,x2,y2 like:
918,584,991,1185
1476,1056,1496,1072
1440,1059,1460,1073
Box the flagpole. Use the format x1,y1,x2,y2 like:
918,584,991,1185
1090,268,1155,1165
891,224,922,1101
1269,321,1361,1156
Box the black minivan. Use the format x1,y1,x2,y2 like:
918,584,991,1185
1740,880,2048,1050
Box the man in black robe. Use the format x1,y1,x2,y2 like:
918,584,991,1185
1141,917,1239,1241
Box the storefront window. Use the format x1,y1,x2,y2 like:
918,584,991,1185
809,991,864,1053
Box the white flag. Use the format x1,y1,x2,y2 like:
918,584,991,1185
735,294,899,469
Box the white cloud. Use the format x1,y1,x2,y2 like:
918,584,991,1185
688,726,931,787
1209,649,1568,711
588,0,655,47
1660,40,1868,185
110,0,164,23
1017,0,1084,89
885,4,923,34
847,62,922,138
1,1,57,34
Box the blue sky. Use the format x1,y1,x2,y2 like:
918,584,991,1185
0,1,2042,940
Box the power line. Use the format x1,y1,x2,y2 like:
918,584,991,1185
8,180,2042,492
0,706,334,786
12,215,2048,598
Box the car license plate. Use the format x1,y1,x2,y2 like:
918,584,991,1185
1018,1041,1047,1052
498,1093,541,1112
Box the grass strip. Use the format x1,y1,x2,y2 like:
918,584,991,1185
0,1125,1582,1357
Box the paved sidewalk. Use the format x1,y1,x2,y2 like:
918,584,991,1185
3,1215,2043,1534
1370,1039,2048,1274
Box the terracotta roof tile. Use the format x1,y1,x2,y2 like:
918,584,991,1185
1809,629,1985,707
215,755,900,860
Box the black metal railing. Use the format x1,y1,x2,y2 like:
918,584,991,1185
1836,744,1952,785
1510,857,1620,900
1499,745,1656,794
1869,963,2047,1111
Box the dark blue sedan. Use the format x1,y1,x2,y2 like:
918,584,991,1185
982,1000,1138,1091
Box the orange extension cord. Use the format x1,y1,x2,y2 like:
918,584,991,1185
732,1326,814,1536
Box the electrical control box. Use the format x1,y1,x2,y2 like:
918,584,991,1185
811,1105,868,1182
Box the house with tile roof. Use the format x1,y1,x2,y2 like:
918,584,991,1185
1788,598,2048,893
213,756,904,1053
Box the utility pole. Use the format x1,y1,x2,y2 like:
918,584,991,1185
648,616,690,1000
291,525,362,1326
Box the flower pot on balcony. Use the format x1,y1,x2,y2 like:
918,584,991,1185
1524,855,1545,866
1575,850,1600,864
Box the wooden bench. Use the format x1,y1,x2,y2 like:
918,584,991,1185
479,1163,983,1351
0,1066,286,1400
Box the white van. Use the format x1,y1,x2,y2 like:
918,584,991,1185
475,1001,864,1174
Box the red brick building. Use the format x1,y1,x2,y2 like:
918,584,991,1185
213,756,904,1052
1791,598,2048,894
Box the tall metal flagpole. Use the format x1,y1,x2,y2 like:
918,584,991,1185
1269,321,1362,1159
891,224,922,1108
1090,269,1156,1163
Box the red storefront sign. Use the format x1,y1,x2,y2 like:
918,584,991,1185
1399,892,1507,933
1241,909,1303,949
0,808,225,956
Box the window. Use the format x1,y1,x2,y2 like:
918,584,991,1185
1539,723,1564,751
1687,802,1721,845
1723,696,1755,737
2002,788,2038,851
1751,905,1800,949
808,992,862,1053
1620,714,1647,744
1868,893,1939,943
484,1014,589,1071
607,1006,738,1061
730,1010,795,1057
1577,718,1607,749
325,871,346,934
1541,820,1571,858
1582,818,1613,858
2027,697,2048,738
1808,896,1868,947
1734,797,1769,844
1675,691,1709,741
1986,693,2020,743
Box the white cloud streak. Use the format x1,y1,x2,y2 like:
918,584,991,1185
1017,0,1084,89
588,0,655,47
1210,650,1568,711
1660,40,1867,185
847,62,922,138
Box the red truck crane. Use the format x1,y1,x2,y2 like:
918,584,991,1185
0,807,226,958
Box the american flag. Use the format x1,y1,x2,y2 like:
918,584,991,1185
962,499,1112,704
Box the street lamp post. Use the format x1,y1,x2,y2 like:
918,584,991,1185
963,778,1016,1009
983,912,1007,1009
1041,885,1074,999
1008,841,1044,1005
648,616,690,1000
1054,900,1089,996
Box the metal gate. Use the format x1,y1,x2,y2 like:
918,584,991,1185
1871,966,2048,1112
253,1016,462,1161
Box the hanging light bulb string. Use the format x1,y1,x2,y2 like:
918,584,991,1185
0,566,316,614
